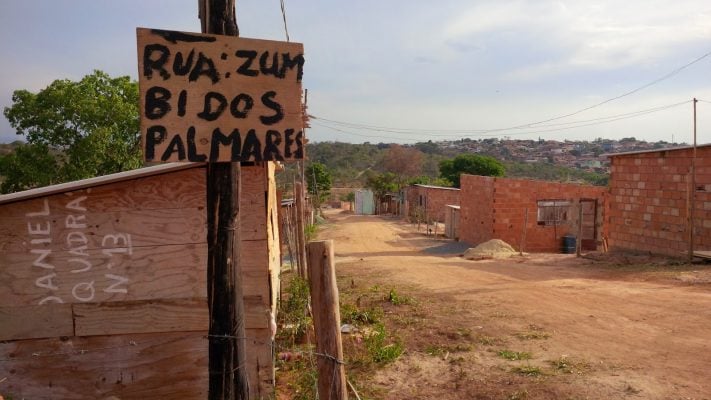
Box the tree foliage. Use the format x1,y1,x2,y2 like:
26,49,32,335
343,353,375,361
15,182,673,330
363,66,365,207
504,161,608,186
0,143,58,193
306,161,333,202
304,141,443,187
364,171,398,197
1,70,140,193
381,144,423,186
439,154,505,187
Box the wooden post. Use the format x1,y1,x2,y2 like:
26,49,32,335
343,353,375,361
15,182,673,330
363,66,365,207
200,1,249,399
291,179,302,274
520,209,528,256
307,240,348,400
576,202,583,257
689,98,698,262
295,182,308,278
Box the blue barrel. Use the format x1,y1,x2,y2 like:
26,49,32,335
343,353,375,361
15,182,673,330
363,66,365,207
562,235,576,254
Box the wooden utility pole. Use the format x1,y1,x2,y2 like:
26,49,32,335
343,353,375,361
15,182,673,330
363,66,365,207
295,181,308,278
689,98,698,262
307,240,348,400
576,202,583,257
199,1,249,399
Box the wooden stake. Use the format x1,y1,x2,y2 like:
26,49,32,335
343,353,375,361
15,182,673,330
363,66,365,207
576,202,583,257
291,179,302,274
200,1,248,399
295,182,308,278
307,240,348,400
520,209,528,256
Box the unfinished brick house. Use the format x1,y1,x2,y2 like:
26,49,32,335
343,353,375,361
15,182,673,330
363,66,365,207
607,144,711,257
459,175,606,253
403,184,460,223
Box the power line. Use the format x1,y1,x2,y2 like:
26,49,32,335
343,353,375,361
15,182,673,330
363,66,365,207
312,100,690,140
312,100,690,136
279,0,290,42
311,121,419,142
311,49,711,134
509,50,711,128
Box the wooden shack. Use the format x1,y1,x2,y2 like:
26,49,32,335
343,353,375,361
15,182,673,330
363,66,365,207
0,162,280,399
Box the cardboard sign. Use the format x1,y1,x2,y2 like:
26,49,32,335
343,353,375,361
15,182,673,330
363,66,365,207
137,28,305,162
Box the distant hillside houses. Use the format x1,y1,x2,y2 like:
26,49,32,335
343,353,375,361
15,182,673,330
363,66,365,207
434,137,681,174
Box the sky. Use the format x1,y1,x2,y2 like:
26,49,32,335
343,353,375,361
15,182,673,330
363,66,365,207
0,0,710,145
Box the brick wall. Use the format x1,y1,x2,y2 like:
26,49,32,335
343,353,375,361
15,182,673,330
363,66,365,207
608,146,711,257
459,175,495,245
460,174,606,253
491,178,606,253
405,185,460,222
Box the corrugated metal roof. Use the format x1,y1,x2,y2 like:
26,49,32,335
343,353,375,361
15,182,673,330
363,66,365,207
0,162,203,206
603,143,711,158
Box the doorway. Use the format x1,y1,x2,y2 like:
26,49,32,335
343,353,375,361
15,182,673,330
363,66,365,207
580,199,598,251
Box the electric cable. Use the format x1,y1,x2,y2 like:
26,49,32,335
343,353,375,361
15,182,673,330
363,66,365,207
311,49,711,135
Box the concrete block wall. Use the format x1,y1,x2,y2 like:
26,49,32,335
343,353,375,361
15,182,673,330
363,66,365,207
405,185,461,223
490,178,606,252
608,146,711,257
460,174,606,253
459,175,495,245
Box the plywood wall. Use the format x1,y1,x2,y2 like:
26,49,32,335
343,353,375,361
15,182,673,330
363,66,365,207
0,164,281,399
0,167,208,399
240,162,281,398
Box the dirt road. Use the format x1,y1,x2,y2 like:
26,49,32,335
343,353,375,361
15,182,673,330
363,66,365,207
320,211,711,399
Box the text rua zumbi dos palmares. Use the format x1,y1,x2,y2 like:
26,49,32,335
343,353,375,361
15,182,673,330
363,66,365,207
137,29,306,163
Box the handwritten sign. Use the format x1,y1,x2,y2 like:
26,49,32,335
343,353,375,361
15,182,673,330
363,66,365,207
23,192,130,305
137,28,305,162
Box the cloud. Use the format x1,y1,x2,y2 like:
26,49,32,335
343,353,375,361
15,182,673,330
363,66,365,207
442,0,711,80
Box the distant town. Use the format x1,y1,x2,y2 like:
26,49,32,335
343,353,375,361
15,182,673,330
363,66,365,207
420,137,685,174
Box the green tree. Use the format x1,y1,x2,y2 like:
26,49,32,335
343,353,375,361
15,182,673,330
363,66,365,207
2,70,141,193
439,154,505,187
306,161,333,203
0,143,58,193
364,171,398,198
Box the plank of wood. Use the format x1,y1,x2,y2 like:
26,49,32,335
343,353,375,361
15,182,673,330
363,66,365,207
0,167,205,217
241,239,270,272
0,331,208,399
244,295,270,329
0,304,74,341
0,243,207,306
73,298,208,336
241,164,268,241
242,268,270,299
266,163,282,315
243,327,274,398
694,251,711,259
0,207,206,254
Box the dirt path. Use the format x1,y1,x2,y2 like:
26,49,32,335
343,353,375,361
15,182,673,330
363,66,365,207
320,211,711,400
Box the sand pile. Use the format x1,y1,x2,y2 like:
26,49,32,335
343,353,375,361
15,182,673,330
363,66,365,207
463,239,518,260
